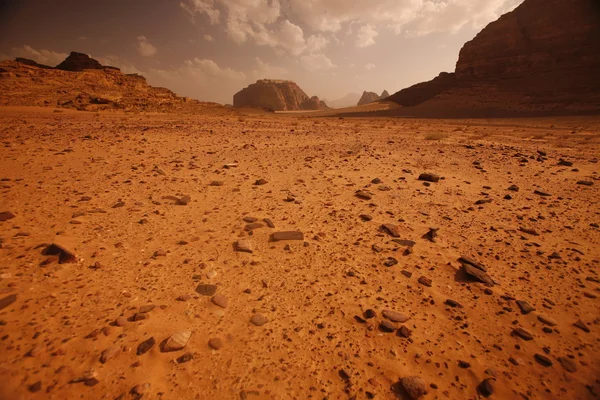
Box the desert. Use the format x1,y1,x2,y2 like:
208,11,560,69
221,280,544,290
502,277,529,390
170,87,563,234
1,0,599,399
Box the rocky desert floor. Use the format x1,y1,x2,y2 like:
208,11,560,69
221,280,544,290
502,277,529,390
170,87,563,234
0,107,599,400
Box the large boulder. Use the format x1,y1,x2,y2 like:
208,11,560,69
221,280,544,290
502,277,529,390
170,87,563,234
56,52,104,71
233,79,328,111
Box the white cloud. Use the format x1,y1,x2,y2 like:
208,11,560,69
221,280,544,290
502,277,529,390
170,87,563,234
355,24,378,48
180,0,220,24
365,63,376,70
300,53,336,72
204,34,214,41
9,45,68,66
251,57,288,80
306,34,329,52
136,35,157,57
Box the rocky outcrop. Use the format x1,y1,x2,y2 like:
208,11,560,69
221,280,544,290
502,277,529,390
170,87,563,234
357,90,390,106
15,58,53,69
56,52,104,72
387,0,600,116
233,80,328,111
0,53,231,114
387,72,456,107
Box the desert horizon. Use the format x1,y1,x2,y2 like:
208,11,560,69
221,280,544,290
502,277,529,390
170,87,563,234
0,1,599,400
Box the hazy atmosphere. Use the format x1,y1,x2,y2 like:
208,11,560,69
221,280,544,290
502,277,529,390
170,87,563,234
0,0,524,104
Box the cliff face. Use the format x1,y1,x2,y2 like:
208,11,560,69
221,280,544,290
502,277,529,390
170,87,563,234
387,0,600,116
0,54,230,114
455,0,600,80
233,79,328,111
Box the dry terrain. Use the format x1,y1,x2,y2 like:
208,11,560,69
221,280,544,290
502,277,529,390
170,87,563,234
0,107,599,400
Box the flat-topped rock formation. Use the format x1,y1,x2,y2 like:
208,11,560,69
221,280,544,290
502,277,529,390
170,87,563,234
0,53,231,114
387,0,600,117
233,79,328,111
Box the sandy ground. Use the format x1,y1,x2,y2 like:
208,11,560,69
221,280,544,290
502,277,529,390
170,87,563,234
0,107,599,400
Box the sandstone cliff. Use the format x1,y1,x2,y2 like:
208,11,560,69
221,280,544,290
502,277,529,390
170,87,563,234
387,0,600,116
0,54,230,114
233,79,328,111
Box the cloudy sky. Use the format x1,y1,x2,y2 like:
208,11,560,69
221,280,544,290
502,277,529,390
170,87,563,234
0,0,523,105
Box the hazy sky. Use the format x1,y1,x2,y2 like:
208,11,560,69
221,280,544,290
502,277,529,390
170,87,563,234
0,0,523,104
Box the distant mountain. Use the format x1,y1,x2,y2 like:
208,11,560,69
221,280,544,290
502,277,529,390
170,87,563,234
233,79,328,111
357,90,389,106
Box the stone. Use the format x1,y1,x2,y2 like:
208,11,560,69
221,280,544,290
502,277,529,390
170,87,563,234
0,294,17,311
139,304,155,313
458,360,471,368
234,79,328,110
100,345,120,363
507,185,519,191
382,310,410,323
132,313,148,321
176,195,191,205
418,276,432,287
444,299,463,308
271,231,304,241
360,214,373,221
0,211,15,221
115,317,128,327
163,331,192,352
534,353,553,367
364,309,376,319
379,320,396,332
418,173,440,182
208,337,223,350
574,319,590,332
558,357,577,372
534,189,551,197
176,352,194,364
209,181,224,186
41,243,76,264
28,381,42,393
355,190,373,200
577,180,593,186
478,378,495,397
384,257,398,267
537,315,557,326
235,240,253,253
251,313,268,326
512,327,533,340
244,222,264,231
392,239,416,247
398,325,412,338
211,294,228,308
462,263,494,285
196,284,218,296
516,300,535,314
458,256,487,272
263,218,275,228
519,227,539,236
400,376,426,399
131,383,151,396
381,224,401,237
254,178,268,185
136,337,156,355
422,227,439,242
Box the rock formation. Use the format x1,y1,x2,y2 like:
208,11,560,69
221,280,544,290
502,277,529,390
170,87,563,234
0,53,230,114
357,90,390,106
233,79,328,111
387,0,600,116
56,52,104,72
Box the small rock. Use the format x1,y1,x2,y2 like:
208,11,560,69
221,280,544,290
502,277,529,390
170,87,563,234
254,179,268,185
478,378,495,397
271,231,304,241
0,211,16,222
132,383,151,396
244,222,264,231
458,360,471,368
574,319,590,332
115,317,128,327
462,263,494,285
418,173,440,183
512,327,533,341
379,320,396,332
364,309,376,319
41,243,76,264
208,337,223,350
360,214,373,221
558,357,577,372
355,190,372,200
382,310,409,323
458,256,486,272
400,376,426,399
28,381,42,393
537,315,557,326
418,276,432,287
176,352,194,364
577,180,593,186
516,300,535,314
397,325,412,338
211,294,228,308
422,227,438,242
381,224,401,237
209,181,224,186
384,257,398,267
444,299,463,308
137,337,156,355
534,189,551,197
100,345,120,363
235,239,253,253
139,304,155,313
176,195,191,205
534,353,553,367
0,294,17,311
251,313,268,326
196,284,218,296
163,331,192,352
